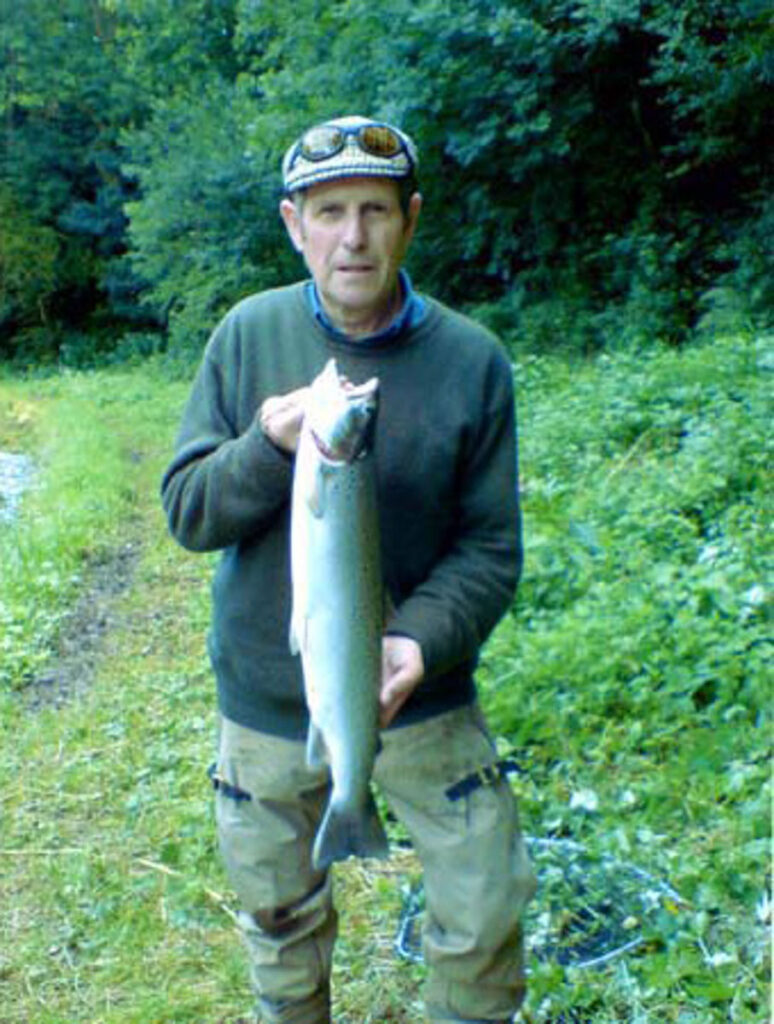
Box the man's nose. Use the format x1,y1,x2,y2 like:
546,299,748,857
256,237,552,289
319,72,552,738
342,213,366,249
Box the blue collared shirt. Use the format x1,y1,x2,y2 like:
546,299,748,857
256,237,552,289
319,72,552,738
306,270,426,346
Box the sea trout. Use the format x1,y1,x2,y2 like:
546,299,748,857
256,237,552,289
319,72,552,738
290,359,389,870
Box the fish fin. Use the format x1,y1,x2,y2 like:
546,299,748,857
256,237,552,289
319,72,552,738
289,607,308,656
306,722,328,770
304,460,328,518
312,790,390,870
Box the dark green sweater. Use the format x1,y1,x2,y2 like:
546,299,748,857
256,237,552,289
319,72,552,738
161,282,521,738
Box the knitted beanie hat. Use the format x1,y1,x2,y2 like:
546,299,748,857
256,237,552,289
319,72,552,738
282,115,418,194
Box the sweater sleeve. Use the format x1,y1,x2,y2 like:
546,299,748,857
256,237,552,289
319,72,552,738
160,344,294,553
386,371,522,679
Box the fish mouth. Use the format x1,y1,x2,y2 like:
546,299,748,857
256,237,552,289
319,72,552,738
310,423,374,464
310,428,356,464
345,378,379,402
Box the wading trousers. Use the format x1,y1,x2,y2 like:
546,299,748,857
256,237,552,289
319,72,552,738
213,704,536,1023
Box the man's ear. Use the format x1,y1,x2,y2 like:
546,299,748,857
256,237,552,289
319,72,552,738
279,198,304,253
404,192,422,245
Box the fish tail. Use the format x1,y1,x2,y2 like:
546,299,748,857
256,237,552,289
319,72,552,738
312,791,389,870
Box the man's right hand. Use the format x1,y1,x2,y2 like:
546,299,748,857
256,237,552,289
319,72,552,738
259,387,309,454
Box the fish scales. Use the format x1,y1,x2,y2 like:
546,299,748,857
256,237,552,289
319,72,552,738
290,359,389,870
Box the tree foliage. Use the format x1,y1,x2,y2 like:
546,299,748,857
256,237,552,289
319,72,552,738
0,0,143,359
0,0,771,362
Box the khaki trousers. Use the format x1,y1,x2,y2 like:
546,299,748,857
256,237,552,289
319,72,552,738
214,704,536,1023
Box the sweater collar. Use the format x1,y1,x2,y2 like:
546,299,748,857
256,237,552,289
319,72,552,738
306,270,426,347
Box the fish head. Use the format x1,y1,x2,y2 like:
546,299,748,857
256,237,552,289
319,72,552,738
306,359,379,463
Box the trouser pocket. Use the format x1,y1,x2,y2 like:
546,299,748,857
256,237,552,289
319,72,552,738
212,717,336,1014
375,704,536,1021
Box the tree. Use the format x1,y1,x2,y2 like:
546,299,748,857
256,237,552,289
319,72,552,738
0,0,143,360
2,0,769,360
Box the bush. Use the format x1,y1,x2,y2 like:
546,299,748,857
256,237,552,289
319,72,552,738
477,334,770,1016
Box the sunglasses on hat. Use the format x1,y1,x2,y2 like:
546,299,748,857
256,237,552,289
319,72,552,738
287,122,414,171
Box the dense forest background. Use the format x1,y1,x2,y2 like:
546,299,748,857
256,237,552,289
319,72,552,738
1,0,771,366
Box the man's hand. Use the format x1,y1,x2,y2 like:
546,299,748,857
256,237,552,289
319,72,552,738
259,386,309,454
380,635,424,728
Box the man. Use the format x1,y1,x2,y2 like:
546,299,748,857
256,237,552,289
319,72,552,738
161,115,535,1024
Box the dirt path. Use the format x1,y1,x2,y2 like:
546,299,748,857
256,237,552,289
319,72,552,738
22,540,142,711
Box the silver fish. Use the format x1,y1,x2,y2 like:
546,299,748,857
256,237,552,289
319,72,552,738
290,359,389,870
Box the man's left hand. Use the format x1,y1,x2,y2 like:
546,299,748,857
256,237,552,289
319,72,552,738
380,635,424,728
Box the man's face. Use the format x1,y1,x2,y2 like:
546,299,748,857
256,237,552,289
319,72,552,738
280,177,421,336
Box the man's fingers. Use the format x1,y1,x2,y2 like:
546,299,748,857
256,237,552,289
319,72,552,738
259,387,310,453
379,637,424,727
379,686,410,728
261,386,308,420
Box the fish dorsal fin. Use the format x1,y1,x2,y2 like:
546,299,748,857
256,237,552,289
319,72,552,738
306,722,328,770
289,607,309,657
289,615,300,656
304,458,331,518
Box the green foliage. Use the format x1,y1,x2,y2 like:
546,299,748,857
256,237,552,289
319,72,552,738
0,188,59,342
110,0,239,94
0,369,183,688
0,0,148,361
477,333,771,1019
124,80,292,355
2,0,772,360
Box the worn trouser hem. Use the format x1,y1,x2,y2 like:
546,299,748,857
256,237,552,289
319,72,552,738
426,1015,515,1023
426,1015,514,1024
425,977,526,1023
256,986,330,1024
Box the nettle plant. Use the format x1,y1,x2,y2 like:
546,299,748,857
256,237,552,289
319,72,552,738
477,335,770,1021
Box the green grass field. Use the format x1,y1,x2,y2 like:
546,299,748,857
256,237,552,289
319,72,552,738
0,336,770,1022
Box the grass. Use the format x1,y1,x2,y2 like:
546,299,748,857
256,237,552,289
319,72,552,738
0,370,180,688
0,336,770,1022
